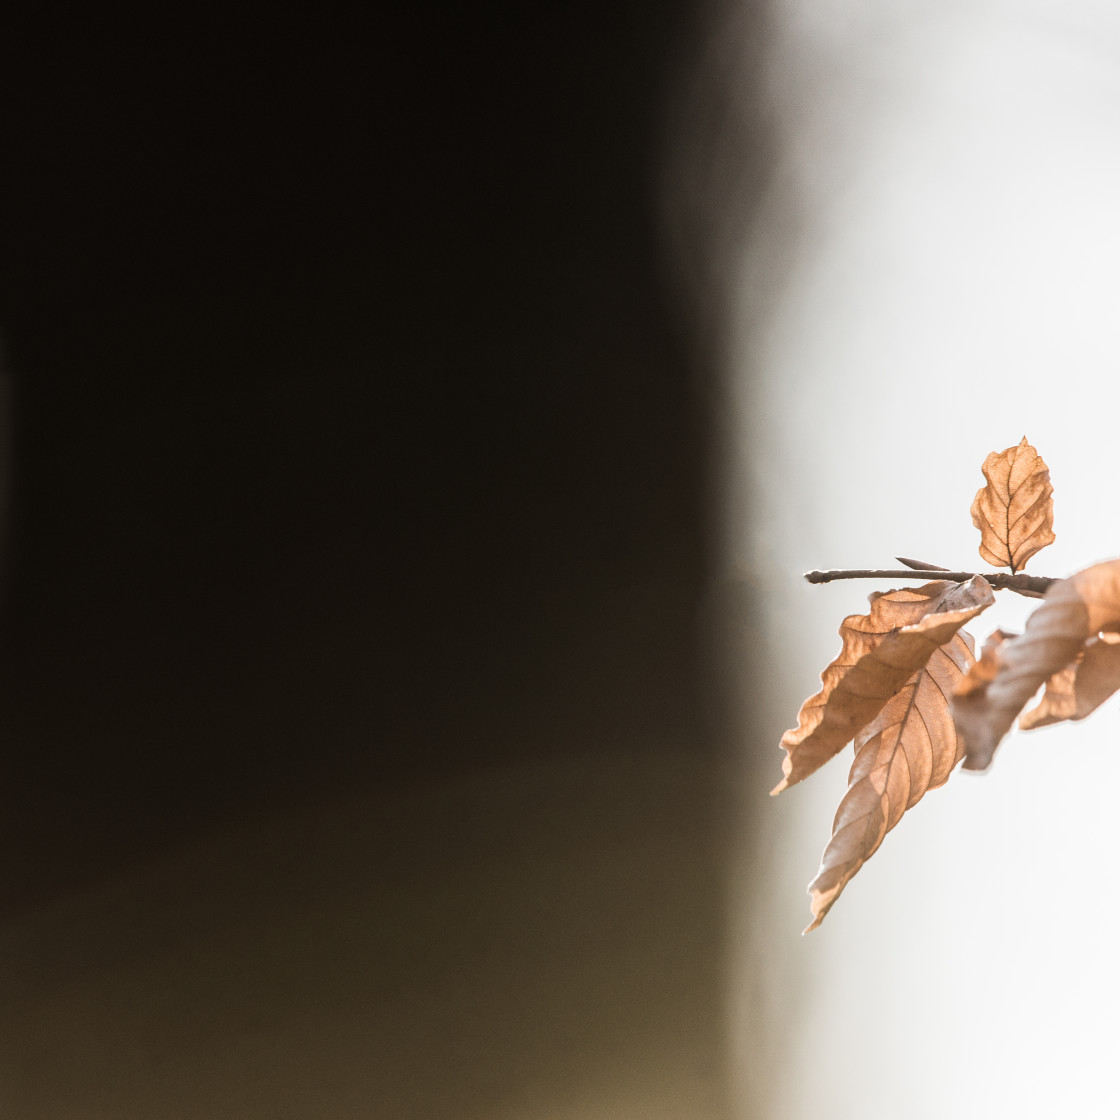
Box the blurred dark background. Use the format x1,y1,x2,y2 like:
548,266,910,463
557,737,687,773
2,4,716,906
0,6,772,1117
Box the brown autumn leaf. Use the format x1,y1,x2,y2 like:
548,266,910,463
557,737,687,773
1018,633,1120,731
954,627,1016,699
772,576,994,794
970,436,1055,573
953,557,1120,770
805,630,974,931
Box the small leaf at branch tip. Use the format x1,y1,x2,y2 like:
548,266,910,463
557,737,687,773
896,556,950,572
970,438,1055,574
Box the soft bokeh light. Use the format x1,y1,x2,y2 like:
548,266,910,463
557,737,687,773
728,3,1120,1117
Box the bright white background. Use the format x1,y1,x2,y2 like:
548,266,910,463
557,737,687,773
727,3,1120,1117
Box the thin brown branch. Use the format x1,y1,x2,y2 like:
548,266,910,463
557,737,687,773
803,568,1056,598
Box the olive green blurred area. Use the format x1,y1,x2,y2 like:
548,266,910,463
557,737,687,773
0,753,732,1118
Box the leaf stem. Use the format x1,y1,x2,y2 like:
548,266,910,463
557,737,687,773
803,569,1056,597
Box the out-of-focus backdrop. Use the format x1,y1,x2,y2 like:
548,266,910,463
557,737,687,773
737,2,1120,1117
0,6,774,1119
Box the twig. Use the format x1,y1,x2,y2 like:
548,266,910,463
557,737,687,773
803,568,1056,597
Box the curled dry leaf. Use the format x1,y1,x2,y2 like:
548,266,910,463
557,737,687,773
970,436,1055,573
954,628,1017,700
953,558,1120,771
773,576,994,794
1018,634,1120,730
805,631,974,932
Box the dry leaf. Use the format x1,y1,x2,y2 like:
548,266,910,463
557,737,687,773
970,437,1055,573
896,556,950,572
953,558,1120,770
1017,660,1079,731
955,628,1016,699
772,439,1094,930
805,631,974,931
773,576,994,794
1018,635,1120,730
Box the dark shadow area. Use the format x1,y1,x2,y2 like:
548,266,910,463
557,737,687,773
1,6,717,904
0,6,773,1116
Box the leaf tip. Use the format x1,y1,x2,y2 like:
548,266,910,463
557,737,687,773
805,883,840,931
803,894,829,933
959,755,993,774
770,753,794,796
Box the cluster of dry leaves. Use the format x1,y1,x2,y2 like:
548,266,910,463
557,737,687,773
775,438,1120,932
